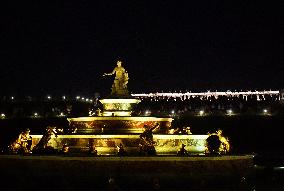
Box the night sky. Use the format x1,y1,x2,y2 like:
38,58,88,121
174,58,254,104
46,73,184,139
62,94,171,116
1,1,283,96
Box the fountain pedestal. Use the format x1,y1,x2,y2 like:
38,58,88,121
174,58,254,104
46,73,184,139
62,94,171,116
99,98,140,116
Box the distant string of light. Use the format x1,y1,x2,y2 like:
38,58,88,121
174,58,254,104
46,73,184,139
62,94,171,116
132,90,280,101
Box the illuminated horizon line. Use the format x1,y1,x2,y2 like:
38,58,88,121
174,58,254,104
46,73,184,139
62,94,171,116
132,90,280,97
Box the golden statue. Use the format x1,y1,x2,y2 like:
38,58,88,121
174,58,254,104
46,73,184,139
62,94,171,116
8,128,32,154
103,60,129,96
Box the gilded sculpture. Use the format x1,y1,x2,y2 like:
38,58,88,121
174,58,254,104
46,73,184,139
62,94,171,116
103,60,129,96
139,123,159,156
8,128,32,154
32,126,61,154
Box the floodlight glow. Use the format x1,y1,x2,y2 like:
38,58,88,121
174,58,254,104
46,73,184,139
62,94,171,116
1,113,5,118
76,96,80,100
171,110,175,114
274,166,284,170
90,99,93,102
11,96,14,100
59,112,65,116
145,110,150,115
47,96,51,99
263,109,268,113
199,110,204,115
62,96,66,100
34,112,38,117
227,109,233,115
102,111,132,117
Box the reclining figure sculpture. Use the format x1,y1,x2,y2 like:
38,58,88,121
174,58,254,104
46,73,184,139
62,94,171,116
139,123,159,156
8,128,32,154
32,126,61,154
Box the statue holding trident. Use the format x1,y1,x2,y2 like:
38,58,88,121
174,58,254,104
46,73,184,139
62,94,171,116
103,60,129,96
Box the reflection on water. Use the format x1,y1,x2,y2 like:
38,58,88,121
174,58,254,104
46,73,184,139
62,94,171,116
1,165,283,191
250,165,284,191
0,154,283,191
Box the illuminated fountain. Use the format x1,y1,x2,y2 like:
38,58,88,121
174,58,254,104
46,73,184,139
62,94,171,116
31,60,208,155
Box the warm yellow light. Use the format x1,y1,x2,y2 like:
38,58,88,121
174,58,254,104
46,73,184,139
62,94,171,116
30,134,207,139
206,129,230,154
102,111,131,117
169,129,175,134
100,99,141,104
199,110,204,115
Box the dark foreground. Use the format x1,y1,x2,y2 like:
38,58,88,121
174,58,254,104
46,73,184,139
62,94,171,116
1,155,282,191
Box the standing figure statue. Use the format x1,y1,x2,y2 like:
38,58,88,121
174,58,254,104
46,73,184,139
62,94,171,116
103,60,129,96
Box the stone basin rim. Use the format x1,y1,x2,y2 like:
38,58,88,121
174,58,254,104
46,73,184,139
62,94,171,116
67,116,173,122
0,155,254,161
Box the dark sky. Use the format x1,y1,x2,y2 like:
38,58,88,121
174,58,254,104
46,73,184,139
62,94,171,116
1,1,283,96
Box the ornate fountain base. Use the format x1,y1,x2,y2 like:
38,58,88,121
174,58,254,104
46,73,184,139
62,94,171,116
29,95,208,156
30,134,208,155
67,116,173,134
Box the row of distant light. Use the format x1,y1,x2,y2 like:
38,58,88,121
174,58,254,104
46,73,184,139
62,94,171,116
0,108,271,119
6,90,281,101
46,95,94,103
144,108,270,116
32,112,66,117
0,112,66,118
194,108,270,115
75,96,93,102
6,96,94,103
199,108,270,115
132,90,280,98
